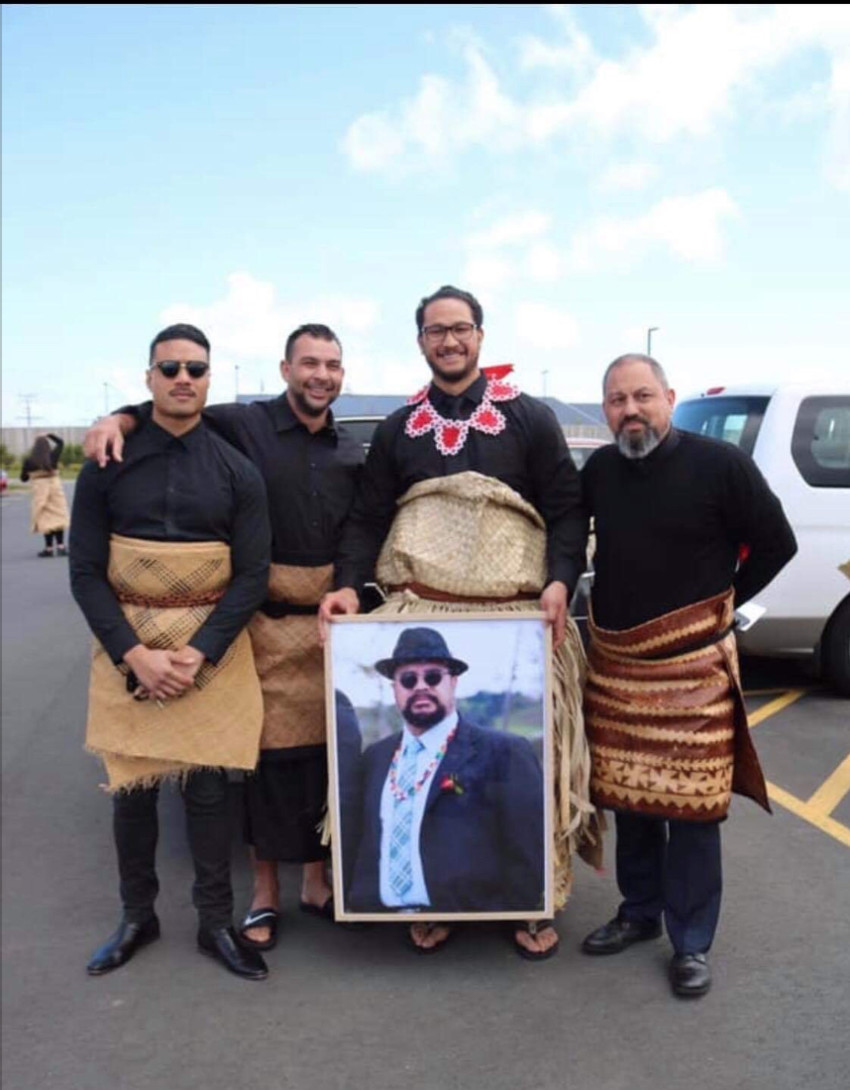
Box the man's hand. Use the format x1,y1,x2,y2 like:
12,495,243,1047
168,646,206,687
540,580,569,650
83,412,137,467
123,644,196,701
318,587,360,644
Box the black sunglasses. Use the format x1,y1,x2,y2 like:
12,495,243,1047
151,360,210,379
397,667,449,690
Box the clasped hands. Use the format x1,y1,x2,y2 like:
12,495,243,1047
123,644,205,703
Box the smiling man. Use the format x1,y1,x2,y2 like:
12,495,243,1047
70,323,271,980
580,353,797,998
82,323,364,951
320,285,597,959
346,628,545,918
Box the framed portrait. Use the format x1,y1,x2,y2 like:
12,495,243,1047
324,612,553,922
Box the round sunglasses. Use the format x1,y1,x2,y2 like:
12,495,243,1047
396,667,450,690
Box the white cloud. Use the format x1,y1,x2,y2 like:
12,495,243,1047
159,272,381,400
342,5,850,189
567,188,739,269
466,210,550,248
514,302,579,350
598,161,659,192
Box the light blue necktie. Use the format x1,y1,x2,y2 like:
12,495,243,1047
388,737,423,901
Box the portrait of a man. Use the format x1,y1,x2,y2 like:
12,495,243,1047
327,618,551,919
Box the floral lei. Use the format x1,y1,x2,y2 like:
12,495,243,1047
404,364,520,457
388,724,458,802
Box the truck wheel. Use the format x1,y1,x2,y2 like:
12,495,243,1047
821,599,850,697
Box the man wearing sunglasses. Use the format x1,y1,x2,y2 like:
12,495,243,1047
82,322,364,950
320,285,596,959
70,323,272,981
345,628,544,919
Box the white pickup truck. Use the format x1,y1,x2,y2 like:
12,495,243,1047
673,384,850,695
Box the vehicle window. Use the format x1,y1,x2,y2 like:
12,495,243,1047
792,397,850,488
673,396,769,456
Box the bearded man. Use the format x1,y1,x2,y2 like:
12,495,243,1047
320,285,597,959
579,354,797,998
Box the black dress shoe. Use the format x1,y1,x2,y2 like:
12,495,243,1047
670,953,711,997
197,925,268,980
87,916,160,975
581,915,662,955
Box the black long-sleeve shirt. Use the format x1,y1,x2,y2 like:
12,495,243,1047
70,419,271,665
20,433,63,481
581,428,798,630
123,397,363,567
333,373,587,595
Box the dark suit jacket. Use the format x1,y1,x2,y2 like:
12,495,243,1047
346,717,545,913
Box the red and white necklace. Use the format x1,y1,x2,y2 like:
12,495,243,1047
404,364,520,457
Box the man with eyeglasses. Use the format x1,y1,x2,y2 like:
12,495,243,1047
345,628,544,918
70,323,272,980
82,323,364,951
320,285,596,959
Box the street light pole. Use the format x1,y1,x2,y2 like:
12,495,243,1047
647,326,659,355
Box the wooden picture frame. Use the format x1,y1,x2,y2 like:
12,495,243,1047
324,612,554,922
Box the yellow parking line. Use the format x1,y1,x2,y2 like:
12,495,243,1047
747,689,806,728
806,754,850,818
743,687,812,698
767,781,850,848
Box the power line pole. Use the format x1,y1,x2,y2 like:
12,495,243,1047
647,327,659,355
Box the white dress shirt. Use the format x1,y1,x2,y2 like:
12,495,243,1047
378,711,458,908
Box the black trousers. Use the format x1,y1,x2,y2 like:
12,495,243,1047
113,769,233,929
615,811,723,955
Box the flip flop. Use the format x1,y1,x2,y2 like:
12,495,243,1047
299,897,335,922
238,906,279,951
512,920,559,962
406,921,454,955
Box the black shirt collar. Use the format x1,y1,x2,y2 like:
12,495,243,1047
132,417,206,456
270,393,338,438
428,372,487,418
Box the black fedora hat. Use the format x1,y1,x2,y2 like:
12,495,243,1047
375,627,468,679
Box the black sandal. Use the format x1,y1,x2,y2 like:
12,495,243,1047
238,906,279,951
512,919,560,961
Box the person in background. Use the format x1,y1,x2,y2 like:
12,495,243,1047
20,433,70,557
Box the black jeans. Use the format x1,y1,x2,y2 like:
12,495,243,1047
113,769,233,929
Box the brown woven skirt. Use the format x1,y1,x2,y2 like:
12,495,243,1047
585,589,770,822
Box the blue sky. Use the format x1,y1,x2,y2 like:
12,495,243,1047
3,3,848,426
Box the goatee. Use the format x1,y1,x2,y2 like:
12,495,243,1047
403,694,447,730
617,422,663,460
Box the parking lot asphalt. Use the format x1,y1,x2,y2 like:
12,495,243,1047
2,486,848,1090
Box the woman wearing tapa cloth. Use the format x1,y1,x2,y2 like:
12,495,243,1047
70,323,271,981
20,432,70,556
321,284,601,960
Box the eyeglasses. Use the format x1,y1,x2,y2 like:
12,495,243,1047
396,667,450,690
420,322,478,343
150,360,210,379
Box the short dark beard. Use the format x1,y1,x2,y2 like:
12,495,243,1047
402,694,447,730
616,419,663,460
289,387,330,419
426,353,479,387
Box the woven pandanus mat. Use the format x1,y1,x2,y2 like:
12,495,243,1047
376,472,546,598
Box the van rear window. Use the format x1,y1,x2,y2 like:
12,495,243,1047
672,396,769,456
